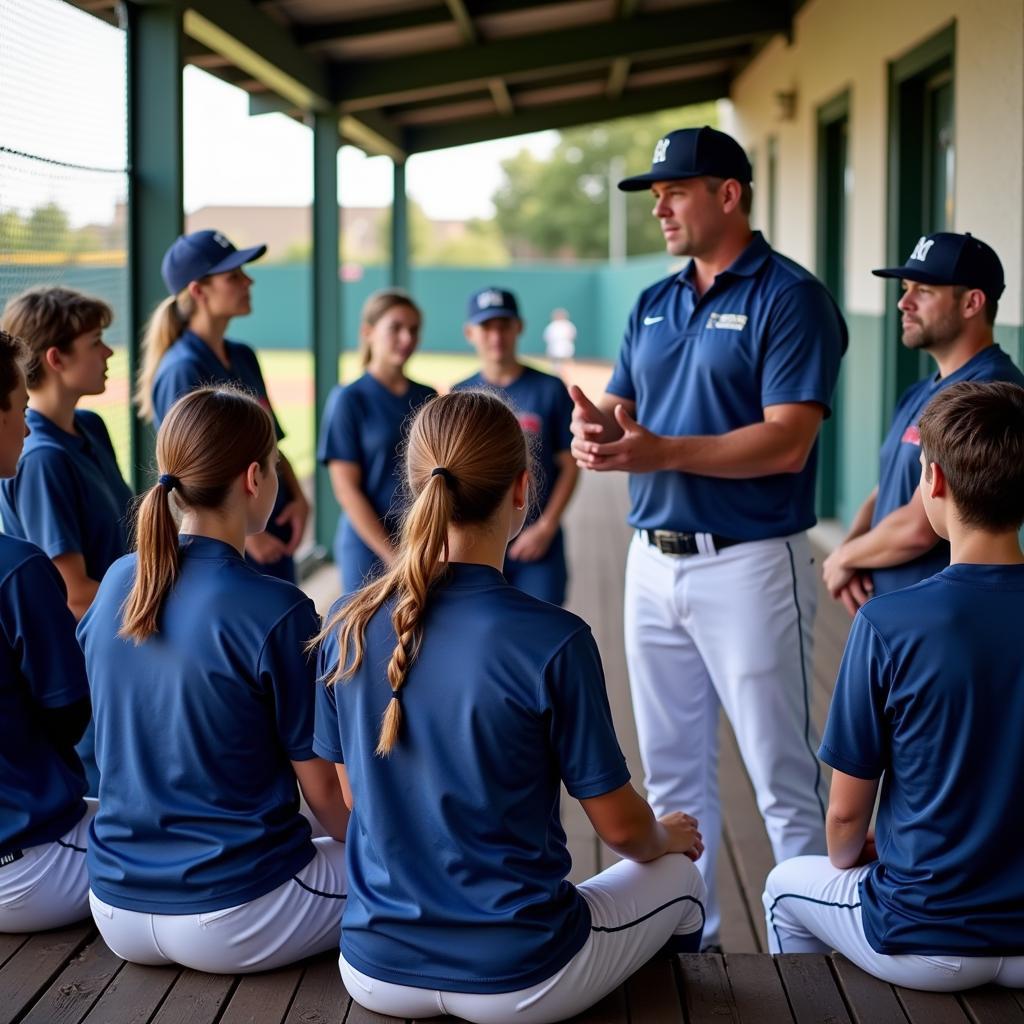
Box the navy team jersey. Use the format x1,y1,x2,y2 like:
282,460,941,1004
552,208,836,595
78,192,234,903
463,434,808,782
317,373,436,591
871,346,1024,595
0,409,133,581
454,367,573,603
0,535,88,856
314,563,630,993
820,563,1024,955
79,535,321,914
607,232,847,539
152,330,294,582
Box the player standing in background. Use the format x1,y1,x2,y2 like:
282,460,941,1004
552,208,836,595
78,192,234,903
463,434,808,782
822,232,1024,613
570,126,847,949
765,381,1024,990
0,329,96,933
80,387,347,973
543,307,576,379
455,288,578,605
0,288,134,796
317,289,436,594
136,229,308,583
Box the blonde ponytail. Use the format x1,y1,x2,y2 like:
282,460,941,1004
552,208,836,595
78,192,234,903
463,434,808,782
316,390,531,757
135,292,194,423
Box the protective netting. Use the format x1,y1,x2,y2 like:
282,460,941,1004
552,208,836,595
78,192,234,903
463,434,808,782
0,0,131,474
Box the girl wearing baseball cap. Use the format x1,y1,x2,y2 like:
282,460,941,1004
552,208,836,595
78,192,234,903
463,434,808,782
135,230,307,583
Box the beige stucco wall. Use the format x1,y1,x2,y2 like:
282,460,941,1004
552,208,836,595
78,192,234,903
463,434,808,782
722,0,1024,325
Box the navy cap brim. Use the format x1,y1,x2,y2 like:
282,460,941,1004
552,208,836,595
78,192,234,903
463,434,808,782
872,266,966,285
467,307,519,325
617,169,704,192
205,243,267,277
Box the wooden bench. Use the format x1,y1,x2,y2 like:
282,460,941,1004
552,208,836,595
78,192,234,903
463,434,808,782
4,472,1021,1023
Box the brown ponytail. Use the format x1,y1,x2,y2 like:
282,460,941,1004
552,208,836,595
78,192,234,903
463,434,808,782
358,288,421,366
316,390,531,756
120,385,276,642
135,290,195,423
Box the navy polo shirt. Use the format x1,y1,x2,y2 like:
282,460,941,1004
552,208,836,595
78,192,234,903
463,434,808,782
317,373,436,554
871,346,1024,595
0,409,133,581
0,535,88,856
454,366,573,517
152,330,294,579
314,563,630,993
820,563,1024,955
606,232,846,539
79,535,321,914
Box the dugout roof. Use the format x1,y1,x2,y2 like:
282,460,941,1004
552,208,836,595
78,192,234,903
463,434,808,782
68,0,798,159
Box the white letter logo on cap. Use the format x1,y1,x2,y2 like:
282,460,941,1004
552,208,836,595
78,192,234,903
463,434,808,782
653,138,670,164
477,290,504,310
909,237,935,262
213,231,231,249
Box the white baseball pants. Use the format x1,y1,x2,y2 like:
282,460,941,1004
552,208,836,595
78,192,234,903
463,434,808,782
339,853,706,1024
764,856,1024,990
0,799,97,933
89,837,346,973
624,531,827,945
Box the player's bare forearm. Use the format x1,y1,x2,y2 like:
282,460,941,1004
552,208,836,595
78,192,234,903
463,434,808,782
327,462,395,563
833,492,939,571
826,771,878,869
843,487,878,542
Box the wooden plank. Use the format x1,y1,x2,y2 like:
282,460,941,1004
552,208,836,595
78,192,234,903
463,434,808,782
957,986,1024,1024
831,955,909,1024
894,987,970,1024
724,953,794,1023
79,962,180,1024
283,956,349,1024
719,835,762,953
219,967,303,1024
0,921,95,1024
625,955,683,1023
565,982,628,1023
344,987,404,1024
20,936,123,1024
0,933,28,970
677,954,740,1023
149,970,236,1024
775,953,852,1024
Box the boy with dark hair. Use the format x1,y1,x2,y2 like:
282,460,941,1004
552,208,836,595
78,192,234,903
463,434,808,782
763,380,1024,991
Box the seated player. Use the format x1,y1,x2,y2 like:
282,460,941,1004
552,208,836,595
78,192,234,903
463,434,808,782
764,380,1024,991
0,329,95,933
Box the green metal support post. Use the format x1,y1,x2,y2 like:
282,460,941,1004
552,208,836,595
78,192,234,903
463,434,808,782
390,160,410,290
312,112,342,556
125,1,183,491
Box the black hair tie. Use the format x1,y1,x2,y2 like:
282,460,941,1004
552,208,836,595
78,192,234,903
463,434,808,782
158,473,180,492
430,467,456,486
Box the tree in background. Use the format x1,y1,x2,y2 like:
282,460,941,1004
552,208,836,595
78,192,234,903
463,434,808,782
492,103,717,260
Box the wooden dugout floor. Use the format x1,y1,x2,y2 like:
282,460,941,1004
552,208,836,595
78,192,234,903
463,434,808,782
3,472,1022,1024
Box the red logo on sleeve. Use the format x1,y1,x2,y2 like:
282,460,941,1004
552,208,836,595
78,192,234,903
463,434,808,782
901,424,921,445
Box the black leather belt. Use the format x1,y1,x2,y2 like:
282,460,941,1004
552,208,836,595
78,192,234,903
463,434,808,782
644,529,743,556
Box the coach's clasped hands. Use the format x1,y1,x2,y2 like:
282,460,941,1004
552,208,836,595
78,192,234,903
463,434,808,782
570,385,666,473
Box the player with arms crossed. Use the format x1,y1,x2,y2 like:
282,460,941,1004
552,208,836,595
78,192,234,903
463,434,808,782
571,126,847,949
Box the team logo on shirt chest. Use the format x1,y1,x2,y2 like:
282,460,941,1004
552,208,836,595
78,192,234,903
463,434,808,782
705,312,748,331
518,412,542,434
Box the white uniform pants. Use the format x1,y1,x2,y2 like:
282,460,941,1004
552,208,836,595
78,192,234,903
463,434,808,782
89,837,346,973
0,799,97,933
339,854,706,1024
624,532,827,944
764,856,1024,990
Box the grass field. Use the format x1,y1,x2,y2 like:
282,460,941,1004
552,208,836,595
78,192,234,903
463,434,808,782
80,349,505,483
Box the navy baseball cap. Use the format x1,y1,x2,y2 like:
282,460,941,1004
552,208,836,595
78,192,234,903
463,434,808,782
161,230,267,295
466,287,520,324
872,232,1005,301
617,125,753,192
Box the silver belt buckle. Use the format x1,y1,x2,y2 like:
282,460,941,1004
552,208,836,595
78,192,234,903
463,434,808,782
652,529,690,556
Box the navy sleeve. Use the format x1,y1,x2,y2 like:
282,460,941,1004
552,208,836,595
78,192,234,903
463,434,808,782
152,357,203,430
540,628,630,799
1,552,89,708
256,599,322,761
819,612,891,779
761,281,845,414
312,630,345,764
317,386,362,465
606,301,641,401
15,452,85,561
